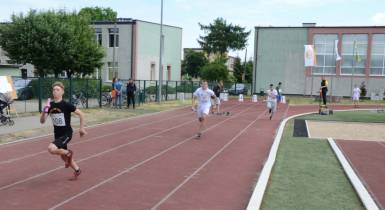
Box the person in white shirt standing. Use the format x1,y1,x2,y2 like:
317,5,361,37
352,85,361,108
192,80,216,139
266,84,278,120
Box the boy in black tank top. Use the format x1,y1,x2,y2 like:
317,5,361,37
40,82,87,180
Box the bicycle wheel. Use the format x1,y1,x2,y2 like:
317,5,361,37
101,94,108,106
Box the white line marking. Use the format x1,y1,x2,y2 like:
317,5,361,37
151,109,267,210
0,104,243,191
46,104,255,210
0,104,241,165
0,105,190,148
305,120,311,138
328,138,379,210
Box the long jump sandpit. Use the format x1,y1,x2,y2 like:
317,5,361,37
306,121,385,141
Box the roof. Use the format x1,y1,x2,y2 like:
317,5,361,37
92,18,182,29
255,26,385,29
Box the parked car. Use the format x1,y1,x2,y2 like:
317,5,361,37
13,78,33,100
227,83,248,95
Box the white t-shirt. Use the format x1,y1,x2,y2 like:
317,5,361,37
353,87,361,98
266,89,278,102
193,87,215,107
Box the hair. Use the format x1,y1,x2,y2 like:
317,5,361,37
269,84,274,87
201,80,208,84
278,82,282,85
52,81,64,90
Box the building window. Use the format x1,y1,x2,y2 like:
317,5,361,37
313,34,338,75
370,34,385,76
95,28,102,46
341,34,368,75
167,65,171,81
107,62,119,81
108,28,119,47
150,63,155,80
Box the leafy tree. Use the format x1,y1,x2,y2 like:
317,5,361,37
0,10,104,78
233,57,243,82
198,18,250,56
244,60,253,83
200,60,228,82
182,50,208,78
78,7,117,22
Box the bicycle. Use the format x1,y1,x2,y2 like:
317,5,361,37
72,91,87,108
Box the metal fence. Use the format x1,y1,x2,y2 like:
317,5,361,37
9,77,251,113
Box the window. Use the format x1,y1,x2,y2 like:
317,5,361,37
107,62,119,81
108,28,119,47
95,28,102,46
167,65,171,81
370,34,385,76
313,34,338,75
341,34,368,75
150,63,155,80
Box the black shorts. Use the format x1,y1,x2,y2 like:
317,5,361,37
52,133,72,150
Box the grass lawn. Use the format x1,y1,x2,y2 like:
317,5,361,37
287,95,385,106
297,110,385,123
261,119,364,210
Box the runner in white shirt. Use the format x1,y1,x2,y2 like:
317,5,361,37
352,85,361,108
192,80,216,139
266,84,278,120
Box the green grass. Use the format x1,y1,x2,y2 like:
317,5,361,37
287,95,385,105
297,110,385,123
261,120,364,210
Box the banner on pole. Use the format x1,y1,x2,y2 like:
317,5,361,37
304,45,316,67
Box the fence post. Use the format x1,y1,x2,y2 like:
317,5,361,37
166,81,168,101
155,80,158,101
38,77,42,113
191,81,194,99
175,81,178,100
69,78,73,104
86,79,89,108
99,78,102,108
144,80,146,103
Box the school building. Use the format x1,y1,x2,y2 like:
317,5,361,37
92,18,182,82
253,23,385,97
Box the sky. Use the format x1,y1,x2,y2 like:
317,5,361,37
1,0,385,60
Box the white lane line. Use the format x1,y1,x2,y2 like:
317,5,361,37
305,120,311,138
0,105,190,148
0,104,243,191
46,104,255,210
151,109,267,210
0,110,194,165
328,138,379,210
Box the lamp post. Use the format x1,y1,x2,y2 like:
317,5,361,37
157,0,164,103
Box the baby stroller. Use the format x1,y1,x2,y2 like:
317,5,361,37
0,93,15,126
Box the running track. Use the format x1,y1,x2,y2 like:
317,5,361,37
0,101,381,210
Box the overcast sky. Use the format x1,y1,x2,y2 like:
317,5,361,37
1,0,385,60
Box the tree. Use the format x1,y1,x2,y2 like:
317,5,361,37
78,7,117,22
182,50,208,79
233,57,243,83
244,60,253,83
198,18,250,56
0,10,104,78
200,60,228,82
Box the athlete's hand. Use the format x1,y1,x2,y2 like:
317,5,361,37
79,128,87,137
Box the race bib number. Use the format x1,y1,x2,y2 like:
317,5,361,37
51,113,66,126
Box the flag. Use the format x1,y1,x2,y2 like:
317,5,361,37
353,41,362,63
335,40,342,61
304,45,316,67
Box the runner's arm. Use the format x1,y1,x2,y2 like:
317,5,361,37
40,112,48,124
74,108,87,137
